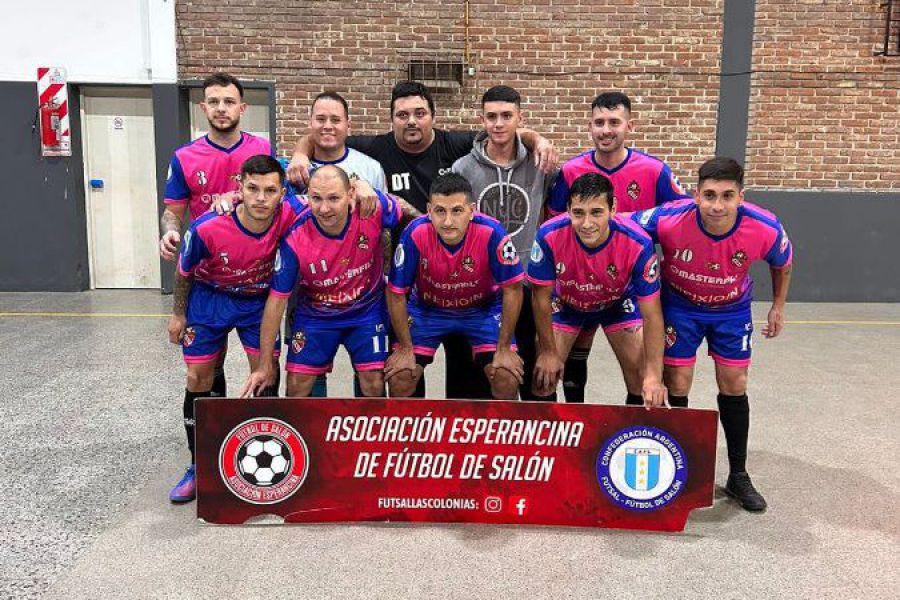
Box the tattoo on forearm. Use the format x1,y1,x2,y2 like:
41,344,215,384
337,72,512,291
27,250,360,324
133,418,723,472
172,273,192,316
161,210,181,234
398,198,422,219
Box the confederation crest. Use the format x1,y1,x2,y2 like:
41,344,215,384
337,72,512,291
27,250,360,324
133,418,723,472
497,236,519,266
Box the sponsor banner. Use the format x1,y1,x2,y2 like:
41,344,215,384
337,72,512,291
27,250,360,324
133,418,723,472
196,398,717,531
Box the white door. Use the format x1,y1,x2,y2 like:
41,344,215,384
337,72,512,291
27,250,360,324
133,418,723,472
82,87,160,288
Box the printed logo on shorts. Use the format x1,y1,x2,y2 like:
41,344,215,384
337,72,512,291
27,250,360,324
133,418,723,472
530,241,543,264
291,331,306,354
219,418,309,505
779,229,790,254
627,180,640,201
550,297,562,314
182,327,196,347
596,426,687,512
665,325,677,348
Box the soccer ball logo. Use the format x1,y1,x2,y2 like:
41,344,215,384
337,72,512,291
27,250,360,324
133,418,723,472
497,237,519,265
237,435,291,487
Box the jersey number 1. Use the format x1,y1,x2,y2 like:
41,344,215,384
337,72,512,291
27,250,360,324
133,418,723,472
308,259,328,274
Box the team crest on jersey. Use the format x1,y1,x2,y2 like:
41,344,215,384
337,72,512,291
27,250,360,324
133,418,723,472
291,331,306,354
182,327,196,347
555,262,566,276
218,418,309,505
731,250,748,268
357,234,369,250
196,170,208,186
665,325,677,348
462,255,475,273
627,181,640,201
707,261,721,271
643,256,660,283
497,236,519,266
607,264,619,280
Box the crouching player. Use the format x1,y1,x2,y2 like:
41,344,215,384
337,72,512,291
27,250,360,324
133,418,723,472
242,165,401,398
632,157,793,511
528,173,667,407
167,155,303,503
385,173,524,400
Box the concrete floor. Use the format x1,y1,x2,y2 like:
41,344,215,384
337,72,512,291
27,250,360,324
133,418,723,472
0,291,897,599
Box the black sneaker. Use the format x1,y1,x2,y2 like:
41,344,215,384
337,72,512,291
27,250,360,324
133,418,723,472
725,471,767,512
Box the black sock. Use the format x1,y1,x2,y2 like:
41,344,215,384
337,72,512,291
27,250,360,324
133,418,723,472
563,349,589,403
625,393,643,406
182,389,211,464
668,394,689,408
212,370,227,397
717,393,750,474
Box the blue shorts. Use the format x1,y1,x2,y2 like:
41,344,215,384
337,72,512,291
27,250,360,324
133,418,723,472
663,303,754,368
286,306,390,375
405,304,517,366
551,296,643,337
182,284,280,364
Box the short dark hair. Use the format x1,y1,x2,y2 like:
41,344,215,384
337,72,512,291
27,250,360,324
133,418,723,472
312,91,349,118
591,91,631,113
390,80,435,117
241,155,284,185
698,157,744,189
568,173,615,209
482,85,521,107
429,173,474,203
203,72,244,98
309,164,351,191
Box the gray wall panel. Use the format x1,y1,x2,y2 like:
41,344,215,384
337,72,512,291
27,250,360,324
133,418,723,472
0,82,89,291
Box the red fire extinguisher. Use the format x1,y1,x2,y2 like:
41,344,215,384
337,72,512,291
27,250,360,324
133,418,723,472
40,99,63,147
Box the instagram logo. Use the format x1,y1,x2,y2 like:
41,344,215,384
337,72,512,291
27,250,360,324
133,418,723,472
484,496,502,513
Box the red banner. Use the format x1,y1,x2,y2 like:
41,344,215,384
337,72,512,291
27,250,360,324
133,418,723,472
196,398,718,532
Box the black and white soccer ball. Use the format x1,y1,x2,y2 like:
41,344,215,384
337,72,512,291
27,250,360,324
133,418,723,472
501,240,518,262
237,435,291,486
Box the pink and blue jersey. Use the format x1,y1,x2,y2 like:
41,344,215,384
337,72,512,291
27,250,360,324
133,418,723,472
388,214,525,316
271,191,402,324
177,196,304,296
527,214,660,311
548,148,689,215
632,199,793,312
165,132,273,219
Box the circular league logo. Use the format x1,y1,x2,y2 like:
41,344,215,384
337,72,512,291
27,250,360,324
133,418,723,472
219,418,309,505
596,426,687,511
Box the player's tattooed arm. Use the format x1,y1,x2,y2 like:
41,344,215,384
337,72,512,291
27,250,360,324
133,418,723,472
764,264,792,338
159,204,187,261
287,135,315,186
530,284,563,396
397,197,423,223
167,272,192,344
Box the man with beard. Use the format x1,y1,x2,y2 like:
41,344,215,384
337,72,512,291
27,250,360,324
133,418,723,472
159,73,273,397
547,91,690,404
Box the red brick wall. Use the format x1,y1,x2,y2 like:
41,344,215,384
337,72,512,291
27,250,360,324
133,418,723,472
748,0,900,189
175,0,899,192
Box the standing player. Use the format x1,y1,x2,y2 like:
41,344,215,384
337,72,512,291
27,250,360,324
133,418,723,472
289,81,557,400
241,166,401,397
167,156,302,503
159,72,273,398
547,91,691,404
632,157,793,511
384,174,525,401
528,173,667,407
452,85,558,400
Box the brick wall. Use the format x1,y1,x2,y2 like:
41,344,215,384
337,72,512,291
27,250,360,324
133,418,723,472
175,0,899,192
747,0,900,190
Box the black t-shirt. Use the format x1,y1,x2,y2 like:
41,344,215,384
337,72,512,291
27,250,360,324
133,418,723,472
348,129,477,213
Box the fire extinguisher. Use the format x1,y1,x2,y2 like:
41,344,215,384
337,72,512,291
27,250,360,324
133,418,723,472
40,99,63,147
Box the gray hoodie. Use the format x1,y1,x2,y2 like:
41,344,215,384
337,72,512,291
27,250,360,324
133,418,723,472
452,131,558,270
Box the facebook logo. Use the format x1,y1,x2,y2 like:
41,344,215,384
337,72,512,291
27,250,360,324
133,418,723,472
509,496,529,517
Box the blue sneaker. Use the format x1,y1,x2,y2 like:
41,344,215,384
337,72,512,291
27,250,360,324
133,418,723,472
169,464,196,503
